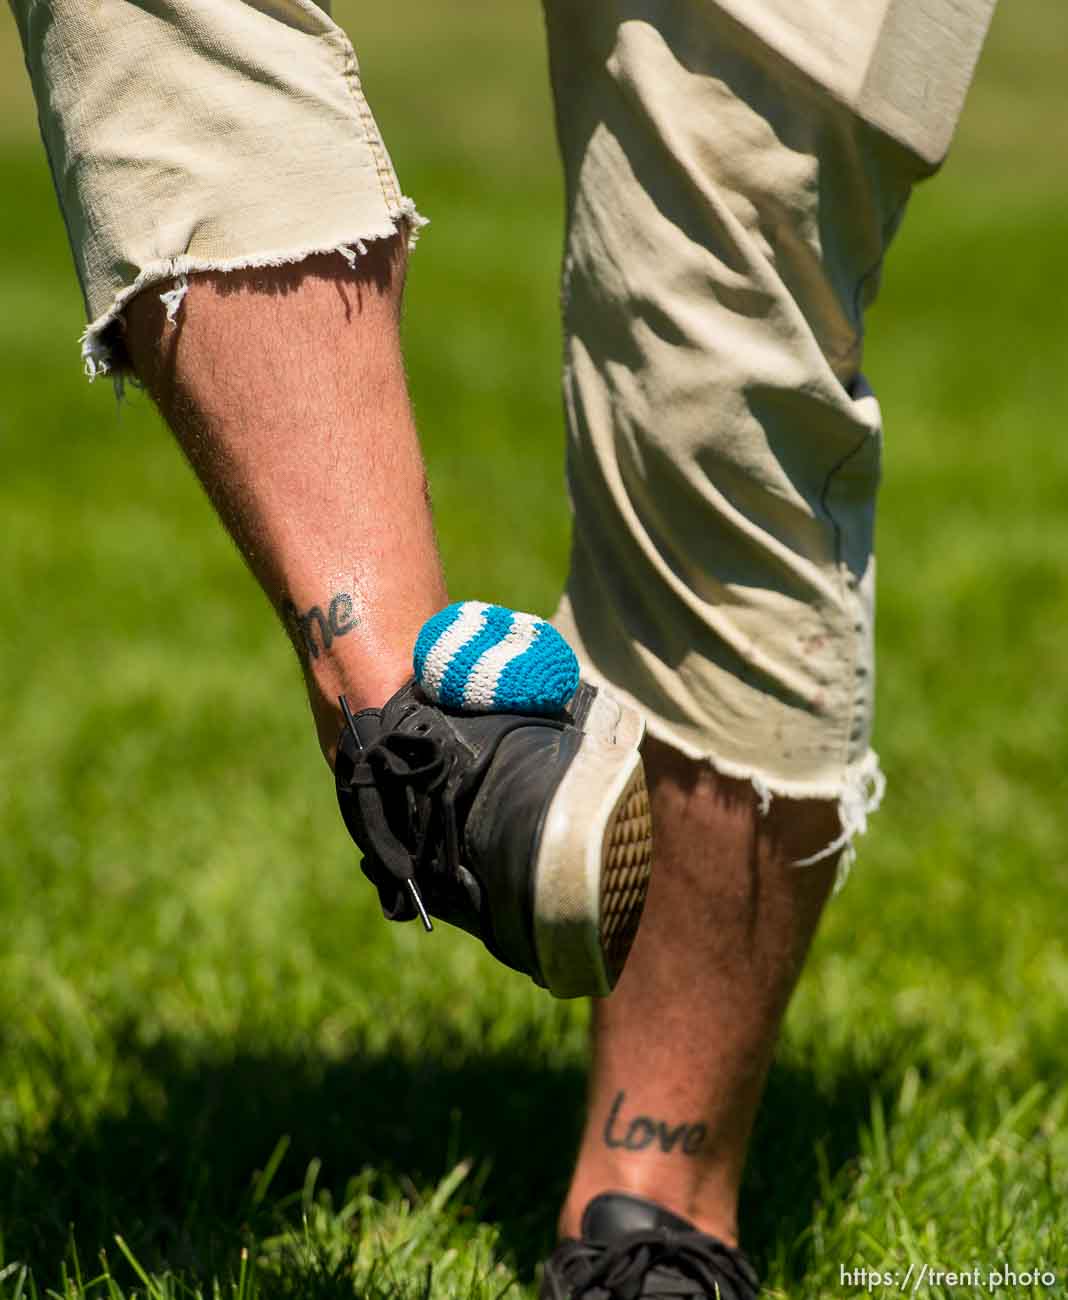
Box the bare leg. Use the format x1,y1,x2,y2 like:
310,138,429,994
126,235,836,1247
125,238,447,762
559,735,840,1246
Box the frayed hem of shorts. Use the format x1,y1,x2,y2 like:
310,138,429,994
78,196,427,394
783,749,885,890
644,712,883,890
580,672,884,893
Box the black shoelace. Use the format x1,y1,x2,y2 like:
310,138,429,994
346,728,460,921
546,1228,758,1300
343,708,565,923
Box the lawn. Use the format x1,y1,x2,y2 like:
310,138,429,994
1,2,1066,1297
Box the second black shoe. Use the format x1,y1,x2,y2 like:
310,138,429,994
541,1192,760,1299
334,676,653,998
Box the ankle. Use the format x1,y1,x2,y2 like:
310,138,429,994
560,1175,739,1248
308,659,412,767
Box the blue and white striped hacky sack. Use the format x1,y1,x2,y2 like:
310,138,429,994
413,601,580,715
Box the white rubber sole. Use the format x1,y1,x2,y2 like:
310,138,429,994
532,686,654,998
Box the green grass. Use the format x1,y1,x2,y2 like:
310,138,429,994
1,2,1066,1296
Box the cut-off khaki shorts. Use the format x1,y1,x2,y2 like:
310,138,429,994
11,0,996,868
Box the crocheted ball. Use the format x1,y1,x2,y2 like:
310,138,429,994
413,601,580,714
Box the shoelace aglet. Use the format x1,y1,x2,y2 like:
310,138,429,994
406,878,434,932
339,694,363,751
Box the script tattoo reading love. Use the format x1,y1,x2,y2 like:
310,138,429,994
284,591,359,661
602,1090,708,1157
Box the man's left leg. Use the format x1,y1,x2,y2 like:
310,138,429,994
12,0,654,997
124,240,446,763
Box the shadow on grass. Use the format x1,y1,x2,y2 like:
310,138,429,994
0,1031,900,1289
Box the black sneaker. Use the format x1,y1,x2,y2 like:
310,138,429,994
541,1193,760,1299
334,677,653,998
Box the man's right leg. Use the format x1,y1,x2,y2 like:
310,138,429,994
541,1,995,1290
